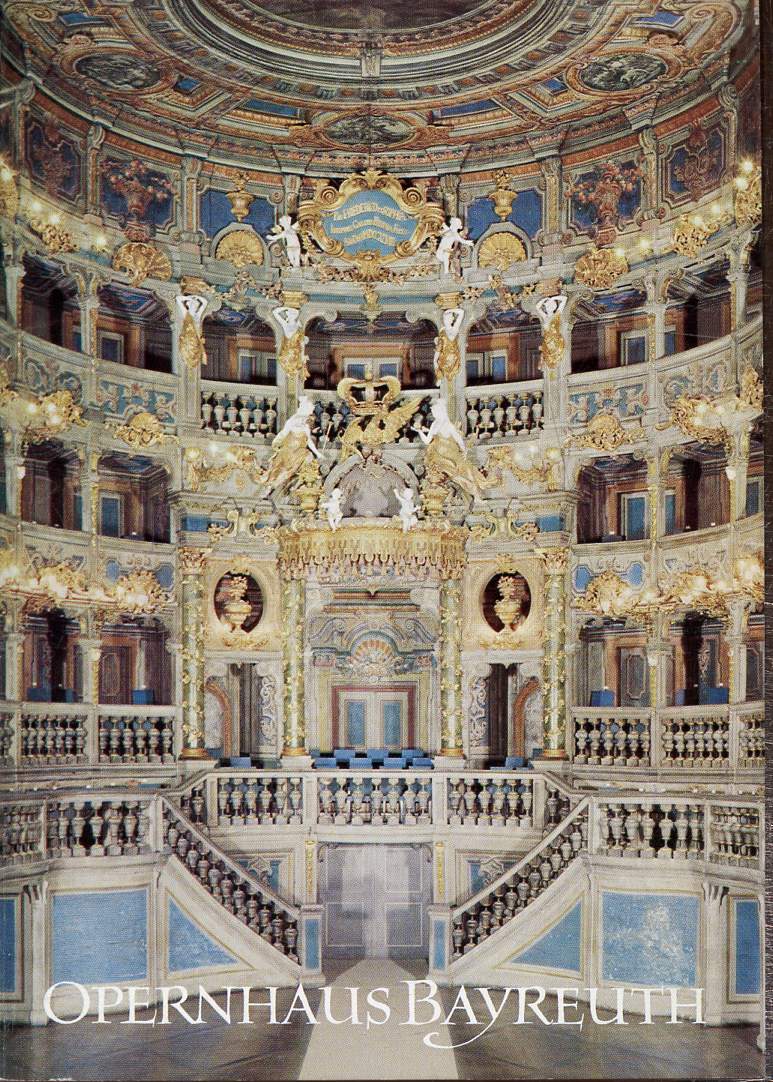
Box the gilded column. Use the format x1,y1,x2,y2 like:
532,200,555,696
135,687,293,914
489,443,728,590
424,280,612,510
539,548,569,759
178,547,210,760
439,578,464,757
281,577,306,757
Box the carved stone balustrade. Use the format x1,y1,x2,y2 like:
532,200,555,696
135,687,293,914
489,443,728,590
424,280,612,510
449,800,589,959
45,798,151,857
737,708,764,769
216,774,303,826
0,804,44,865
708,804,760,868
163,804,299,961
21,713,88,764
572,709,651,766
447,775,534,828
98,714,175,763
0,714,14,768
464,383,544,440
596,799,704,859
200,382,278,440
659,709,730,768
316,773,433,826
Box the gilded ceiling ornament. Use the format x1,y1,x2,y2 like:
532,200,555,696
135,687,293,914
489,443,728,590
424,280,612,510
535,294,567,372
573,570,640,618
488,170,518,220
0,363,18,407
111,569,171,614
467,506,539,541
0,161,19,220
740,366,763,410
337,368,421,458
24,389,86,442
178,547,210,575
734,162,761,228
32,221,76,255
215,228,264,269
484,446,560,491
226,172,255,223
574,245,628,289
276,522,468,581
179,311,207,368
662,393,733,450
112,411,175,450
297,169,445,266
185,445,265,493
566,410,642,452
670,213,719,257
113,241,172,286
478,231,527,272
538,547,569,575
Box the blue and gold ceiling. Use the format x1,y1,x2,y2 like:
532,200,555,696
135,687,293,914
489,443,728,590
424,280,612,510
1,0,754,171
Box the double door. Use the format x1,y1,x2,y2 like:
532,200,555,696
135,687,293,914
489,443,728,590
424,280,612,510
320,844,430,959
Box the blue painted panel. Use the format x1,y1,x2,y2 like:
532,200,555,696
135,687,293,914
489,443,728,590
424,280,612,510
181,514,211,533
346,701,366,746
469,861,487,895
432,920,447,970
511,901,582,973
52,891,147,983
382,701,402,747
324,190,415,258
0,897,17,993
623,495,647,540
168,900,236,972
735,899,760,995
199,190,274,239
304,918,320,970
602,893,698,986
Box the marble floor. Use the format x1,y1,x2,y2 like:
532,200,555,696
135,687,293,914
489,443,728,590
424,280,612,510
0,961,764,1081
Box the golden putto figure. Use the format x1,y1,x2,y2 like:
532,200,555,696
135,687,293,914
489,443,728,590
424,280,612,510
261,396,321,497
418,397,486,501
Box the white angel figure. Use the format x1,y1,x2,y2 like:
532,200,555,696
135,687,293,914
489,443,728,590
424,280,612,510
394,487,419,532
261,396,321,496
321,487,343,531
435,216,473,275
267,214,302,268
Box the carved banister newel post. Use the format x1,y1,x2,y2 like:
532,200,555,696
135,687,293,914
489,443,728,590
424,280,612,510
178,548,211,761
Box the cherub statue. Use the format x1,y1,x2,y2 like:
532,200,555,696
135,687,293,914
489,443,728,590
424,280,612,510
435,217,473,275
321,487,343,531
394,487,419,532
267,214,302,269
272,304,308,379
432,306,465,381
417,397,484,501
261,396,321,497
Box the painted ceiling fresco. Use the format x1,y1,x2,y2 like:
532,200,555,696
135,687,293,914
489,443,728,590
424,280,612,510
2,0,753,170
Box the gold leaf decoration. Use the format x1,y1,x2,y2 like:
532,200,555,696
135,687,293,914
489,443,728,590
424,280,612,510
215,229,264,269
478,231,527,272
113,241,172,286
574,245,628,289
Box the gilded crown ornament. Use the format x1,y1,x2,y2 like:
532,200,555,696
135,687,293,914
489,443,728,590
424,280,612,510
337,368,422,459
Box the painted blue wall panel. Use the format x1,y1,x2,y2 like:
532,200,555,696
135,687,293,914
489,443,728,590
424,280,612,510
168,900,236,972
511,901,582,973
305,917,320,970
346,701,366,746
0,897,17,993
382,701,402,747
735,899,760,995
602,893,698,986
432,919,447,970
52,890,147,984
200,191,274,239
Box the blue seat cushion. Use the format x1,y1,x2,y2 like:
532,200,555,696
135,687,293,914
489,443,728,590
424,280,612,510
409,757,433,768
590,689,615,707
382,756,407,769
229,756,252,768
505,756,525,769
333,748,355,759
401,748,424,757
349,757,373,768
313,757,338,768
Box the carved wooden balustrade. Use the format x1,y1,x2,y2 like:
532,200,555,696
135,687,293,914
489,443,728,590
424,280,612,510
0,802,45,865
572,708,650,765
162,802,300,962
97,713,176,764
20,712,89,764
213,774,303,826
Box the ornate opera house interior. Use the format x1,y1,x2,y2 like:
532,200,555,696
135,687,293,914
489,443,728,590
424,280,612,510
0,0,764,1076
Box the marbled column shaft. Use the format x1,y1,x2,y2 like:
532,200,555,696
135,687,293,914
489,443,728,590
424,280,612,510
282,577,306,756
179,550,208,760
541,549,568,758
439,578,463,756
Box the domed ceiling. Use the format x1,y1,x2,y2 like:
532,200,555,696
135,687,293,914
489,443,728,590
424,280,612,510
2,0,752,170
